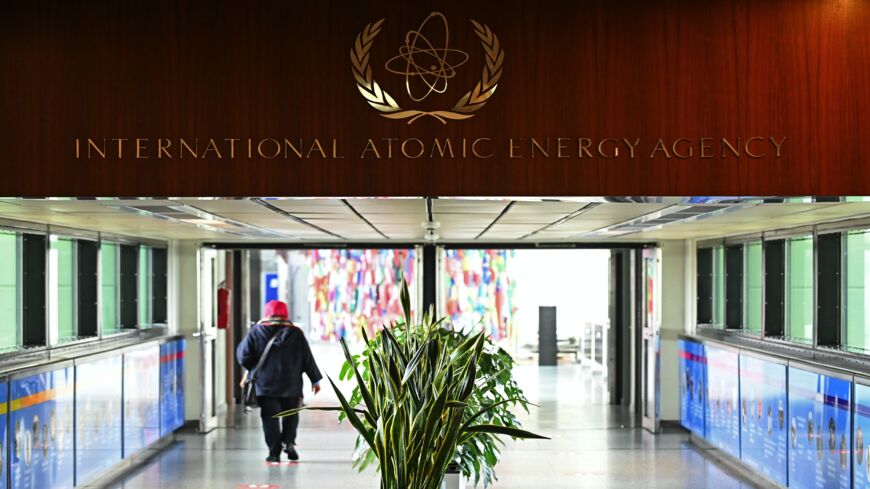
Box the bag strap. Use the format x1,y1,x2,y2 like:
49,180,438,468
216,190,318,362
249,327,282,381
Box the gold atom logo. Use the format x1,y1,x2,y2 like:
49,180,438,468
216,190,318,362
384,12,469,102
351,11,504,124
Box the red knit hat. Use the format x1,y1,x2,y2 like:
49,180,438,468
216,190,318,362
263,300,289,320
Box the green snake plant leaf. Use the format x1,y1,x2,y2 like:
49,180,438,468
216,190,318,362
464,424,550,440
401,342,428,385
327,375,377,448
400,277,411,328
380,325,409,367
341,338,378,419
459,398,536,432
275,406,367,417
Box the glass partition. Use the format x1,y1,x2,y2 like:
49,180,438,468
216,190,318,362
0,230,19,350
138,245,152,326
712,246,726,326
786,236,814,343
744,241,763,333
49,236,76,344
846,230,870,351
101,242,120,335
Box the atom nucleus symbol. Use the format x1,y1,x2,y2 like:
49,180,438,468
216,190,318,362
384,12,469,102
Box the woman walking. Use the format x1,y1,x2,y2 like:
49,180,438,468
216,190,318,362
237,300,322,462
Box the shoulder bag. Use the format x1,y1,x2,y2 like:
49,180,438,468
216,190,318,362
242,327,282,407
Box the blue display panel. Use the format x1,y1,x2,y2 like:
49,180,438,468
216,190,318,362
160,341,185,436
75,355,122,485
124,345,160,458
705,345,740,458
10,367,74,489
738,355,788,486
854,382,870,488
788,367,851,489
678,339,706,437
176,339,185,431
0,380,8,489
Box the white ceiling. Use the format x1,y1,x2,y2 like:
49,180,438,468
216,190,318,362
0,197,869,244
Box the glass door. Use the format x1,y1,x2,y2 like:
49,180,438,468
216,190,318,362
196,247,219,433
640,247,662,433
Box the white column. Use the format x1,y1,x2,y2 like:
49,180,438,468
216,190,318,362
169,240,201,422
660,239,688,421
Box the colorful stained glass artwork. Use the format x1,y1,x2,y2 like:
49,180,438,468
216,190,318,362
443,249,516,345
306,249,415,342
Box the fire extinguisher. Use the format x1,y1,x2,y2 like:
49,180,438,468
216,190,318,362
217,285,230,329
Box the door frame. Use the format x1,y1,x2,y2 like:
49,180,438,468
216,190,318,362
639,247,662,433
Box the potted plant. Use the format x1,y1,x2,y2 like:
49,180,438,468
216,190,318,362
341,314,534,487
281,282,547,489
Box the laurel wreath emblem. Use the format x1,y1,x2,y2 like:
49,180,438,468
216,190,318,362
351,18,504,124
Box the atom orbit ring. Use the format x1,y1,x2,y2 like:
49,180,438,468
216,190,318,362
351,14,504,124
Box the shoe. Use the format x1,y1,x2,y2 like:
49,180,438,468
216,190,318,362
284,444,299,461
266,455,280,463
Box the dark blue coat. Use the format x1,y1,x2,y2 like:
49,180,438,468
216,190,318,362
236,322,323,399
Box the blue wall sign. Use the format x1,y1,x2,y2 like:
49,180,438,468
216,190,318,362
678,339,706,437
264,272,279,304
0,380,7,489
75,355,122,486
124,346,161,458
176,339,186,431
853,382,870,488
738,354,788,486
788,367,851,489
160,340,186,436
10,367,74,489
705,345,740,459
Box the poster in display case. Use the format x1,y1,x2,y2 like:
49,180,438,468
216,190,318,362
0,380,7,489
160,340,186,436
705,344,740,459
124,345,161,458
678,339,706,437
75,354,123,485
738,354,788,486
853,381,870,488
9,366,74,489
787,366,851,489
175,339,186,431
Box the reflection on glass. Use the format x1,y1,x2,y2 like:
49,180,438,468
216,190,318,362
101,243,119,335
744,241,762,332
138,245,152,327
0,231,18,350
712,246,725,326
846,230,870,351
49,237,75,344
786,236,813,343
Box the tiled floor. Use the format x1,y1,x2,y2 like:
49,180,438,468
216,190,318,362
98,346,760,489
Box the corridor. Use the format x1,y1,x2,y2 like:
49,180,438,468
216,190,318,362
95,348,759,489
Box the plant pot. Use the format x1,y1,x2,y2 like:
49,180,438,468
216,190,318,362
442,465,465,489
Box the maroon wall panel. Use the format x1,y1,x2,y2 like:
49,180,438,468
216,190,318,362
0,0,868,196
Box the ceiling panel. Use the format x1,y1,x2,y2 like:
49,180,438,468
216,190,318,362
499,213,568,224
1,198,870,244
435,214,498,224
266,200,351,214
176,199,268,214
578,203,673,221
508,201,586,214
365,213,426,224
433,200,510,214
345,198,426,214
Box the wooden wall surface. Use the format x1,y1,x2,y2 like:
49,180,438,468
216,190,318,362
1,0,867,196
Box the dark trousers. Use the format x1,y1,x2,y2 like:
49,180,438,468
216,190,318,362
257,396,301,457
